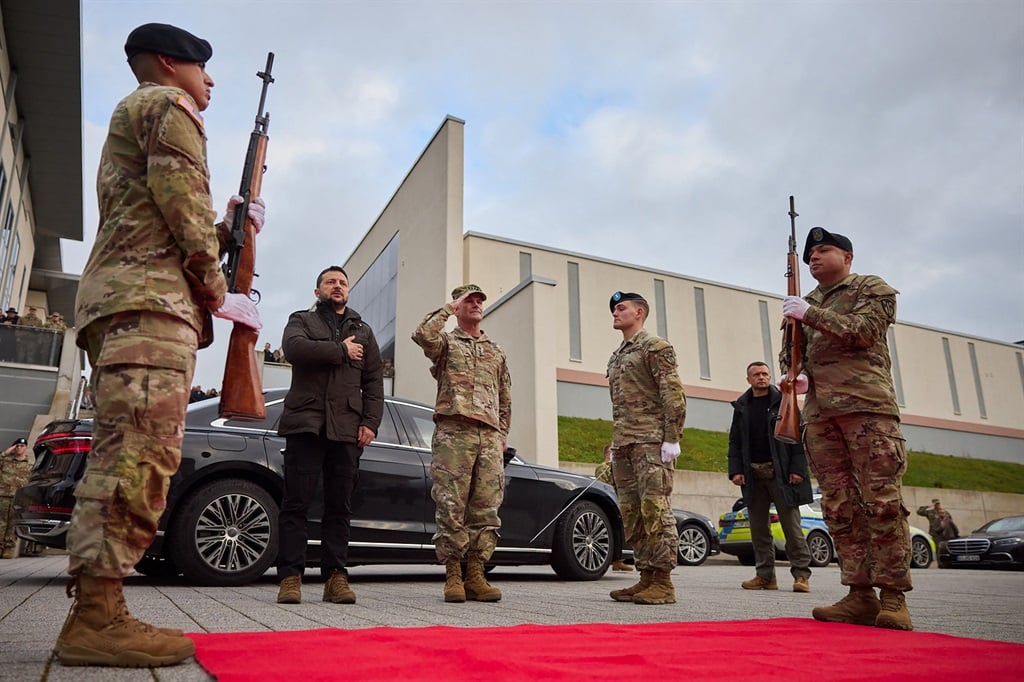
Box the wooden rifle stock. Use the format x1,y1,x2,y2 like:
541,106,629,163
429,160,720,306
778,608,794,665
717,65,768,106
219,53,274,422
775,196,803,444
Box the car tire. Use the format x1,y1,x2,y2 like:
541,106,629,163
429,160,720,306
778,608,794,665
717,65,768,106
806,530,834,567
736,551,755,566
133,554,180,579
677,523,710,566
168,478,279,586
910,535,933,569
550,499,613,580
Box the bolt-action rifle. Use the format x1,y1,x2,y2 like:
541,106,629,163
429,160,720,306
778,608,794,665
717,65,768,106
219,52,274,422
774,195,803,444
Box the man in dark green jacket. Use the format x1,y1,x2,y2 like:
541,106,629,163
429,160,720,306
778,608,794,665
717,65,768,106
727,362,813,593
275,266,384,605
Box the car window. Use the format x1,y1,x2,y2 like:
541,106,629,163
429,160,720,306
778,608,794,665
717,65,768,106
373,407,401,446
809,499,821,513
393,403,435,449
222,399,284,432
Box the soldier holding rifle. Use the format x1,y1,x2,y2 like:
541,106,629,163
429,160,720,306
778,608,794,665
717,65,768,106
780,223,913,630
57,23,268,667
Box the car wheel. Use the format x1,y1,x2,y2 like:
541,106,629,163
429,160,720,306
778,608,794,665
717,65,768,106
169,478,279,586
806,530,834,567
911,535,933,569
133,554,180,579
550,500,613,580
677,523,710,566
736,551,755,566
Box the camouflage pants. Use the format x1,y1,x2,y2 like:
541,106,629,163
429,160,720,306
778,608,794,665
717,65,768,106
611,442,678,572
67,312,197,579
804,413,912,591
430,416,504,563
0,496,16,556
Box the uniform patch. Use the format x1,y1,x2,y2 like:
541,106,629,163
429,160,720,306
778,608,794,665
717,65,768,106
175,95,204,128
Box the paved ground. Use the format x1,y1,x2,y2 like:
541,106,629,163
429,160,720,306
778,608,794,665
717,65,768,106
1,554,1022,681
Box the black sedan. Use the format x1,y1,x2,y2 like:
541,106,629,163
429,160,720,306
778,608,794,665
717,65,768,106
14,388,715,585
938,515,1024,569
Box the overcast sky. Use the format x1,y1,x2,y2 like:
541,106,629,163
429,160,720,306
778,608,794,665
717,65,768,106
75,0,1023,391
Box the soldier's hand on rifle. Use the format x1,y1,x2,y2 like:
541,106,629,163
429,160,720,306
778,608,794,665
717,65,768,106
212,292,262,330
343,335,364,361
660,441,681,464
223,195,267,234
782,295,810,320
778,373,809,395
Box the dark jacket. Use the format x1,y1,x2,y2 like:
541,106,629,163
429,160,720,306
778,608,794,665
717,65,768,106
278,302,384,443
727,385,813,509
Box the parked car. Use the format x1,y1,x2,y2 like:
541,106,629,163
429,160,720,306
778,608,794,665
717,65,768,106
717,495,936,569
675,509,720,567
938,515,1024,569
14,388,713,585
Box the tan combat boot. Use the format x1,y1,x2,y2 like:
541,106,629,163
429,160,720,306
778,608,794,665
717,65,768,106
811,586,880,626
632,569,677,605
443,558,466,603
463,553,501,602
54,574,195,667
876,588,913,630
610,568,653,602
277,575,302,604
323,570,356,604
793,576,810,593
741,575,779,590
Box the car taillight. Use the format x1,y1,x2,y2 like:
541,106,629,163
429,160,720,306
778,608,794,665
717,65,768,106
36,433,91,456
719,518,731,528
769,513,779,523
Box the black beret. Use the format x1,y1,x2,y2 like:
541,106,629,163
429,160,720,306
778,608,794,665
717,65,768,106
12,438,27,446
802,226,853,264
609,291,647,312
124,23,212,63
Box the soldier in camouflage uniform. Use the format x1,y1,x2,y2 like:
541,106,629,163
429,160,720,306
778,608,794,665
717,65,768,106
55,24,266,668
412,284,512,603
606,291,686,605
781,226,913,631
0,438,32,558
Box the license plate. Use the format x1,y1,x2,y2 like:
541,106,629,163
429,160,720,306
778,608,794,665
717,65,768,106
955,555,980,562
732,521,749,528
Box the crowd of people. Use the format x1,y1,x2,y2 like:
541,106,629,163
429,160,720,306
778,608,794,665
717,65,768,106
35,19,929,670
0,306,68,364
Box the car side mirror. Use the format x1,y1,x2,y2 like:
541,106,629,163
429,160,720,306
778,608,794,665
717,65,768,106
502,447,516,467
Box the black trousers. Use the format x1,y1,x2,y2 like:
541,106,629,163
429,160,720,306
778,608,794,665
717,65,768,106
277,433,361,578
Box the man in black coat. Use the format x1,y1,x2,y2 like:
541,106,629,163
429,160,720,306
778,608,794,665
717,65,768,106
727,361,814,593
275,266,384,605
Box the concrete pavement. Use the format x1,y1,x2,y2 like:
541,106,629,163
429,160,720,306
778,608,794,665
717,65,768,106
1,554,1022,681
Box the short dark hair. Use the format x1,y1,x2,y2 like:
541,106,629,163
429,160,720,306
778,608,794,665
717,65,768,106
316,266,348,288
746,361,769,373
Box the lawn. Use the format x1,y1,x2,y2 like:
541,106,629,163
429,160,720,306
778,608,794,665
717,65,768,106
557,416,1024,495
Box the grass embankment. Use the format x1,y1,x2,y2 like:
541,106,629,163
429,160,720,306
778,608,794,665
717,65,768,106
557,416,1024,495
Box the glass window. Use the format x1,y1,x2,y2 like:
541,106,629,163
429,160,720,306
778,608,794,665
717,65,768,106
348,234,398,364
968,342,987,419
654,279,667,339
694,287,710,379
374,406,400,445
395,403,435,449
942,337,961,415
519,251,532,282
1,224,19,310
568,261,581,361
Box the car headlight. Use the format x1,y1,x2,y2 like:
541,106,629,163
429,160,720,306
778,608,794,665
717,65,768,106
992,537,1023,547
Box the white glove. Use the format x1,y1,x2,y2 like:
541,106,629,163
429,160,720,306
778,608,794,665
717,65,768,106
783,296,810,321
224,195,267,234
660,441,681,463
778,373,810,395
212,292,262,330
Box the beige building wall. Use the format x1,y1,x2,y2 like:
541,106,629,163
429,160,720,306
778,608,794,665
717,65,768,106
341,115,1022,468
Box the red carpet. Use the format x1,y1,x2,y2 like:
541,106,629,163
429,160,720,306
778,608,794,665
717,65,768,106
189,618,1021,681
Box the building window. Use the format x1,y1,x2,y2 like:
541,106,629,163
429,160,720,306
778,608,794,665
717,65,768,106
694,287,710,380
941,337,961,415
1016,352,1024,400
758,300,775,381
968,342,987,419
888,327,905,408
519,251,532,282
568,261,581,362
654,278,667,339
1,227,18,310
347,234,398,363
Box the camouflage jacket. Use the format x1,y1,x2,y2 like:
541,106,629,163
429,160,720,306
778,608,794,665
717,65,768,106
19,313,43,328
412,304,512,438
784,273,900,422
0,455,31,497
76,83,228,343
607,329,687,447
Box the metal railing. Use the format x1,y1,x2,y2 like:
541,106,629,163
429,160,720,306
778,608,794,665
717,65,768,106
0,325,65,367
